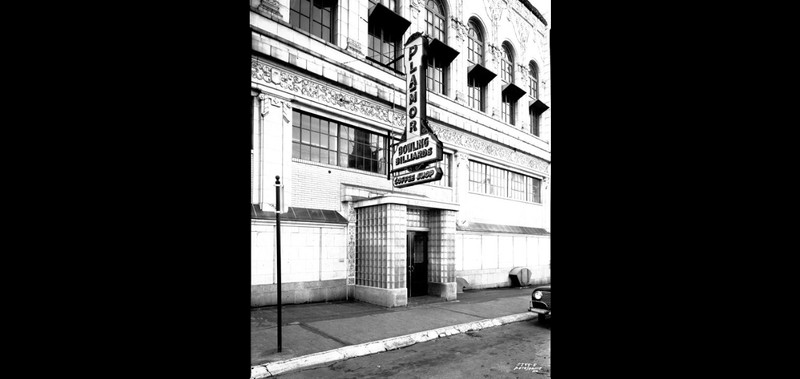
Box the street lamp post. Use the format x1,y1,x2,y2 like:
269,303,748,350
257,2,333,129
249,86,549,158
275,175,282,352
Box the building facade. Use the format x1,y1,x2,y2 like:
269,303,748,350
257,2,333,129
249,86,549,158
251,0,551,308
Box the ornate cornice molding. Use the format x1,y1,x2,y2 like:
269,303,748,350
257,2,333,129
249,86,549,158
252,57,405,128
429,123,550,175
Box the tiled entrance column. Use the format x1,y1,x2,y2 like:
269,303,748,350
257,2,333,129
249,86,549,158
354,204,408,307
428,210,457,300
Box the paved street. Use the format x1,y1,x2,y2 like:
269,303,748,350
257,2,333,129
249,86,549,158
274,317,551,378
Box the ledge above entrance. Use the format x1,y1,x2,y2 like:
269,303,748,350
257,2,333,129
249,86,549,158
351,193,460,212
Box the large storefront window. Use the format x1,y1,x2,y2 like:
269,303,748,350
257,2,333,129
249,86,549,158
292,109,387,174
469,160,541,203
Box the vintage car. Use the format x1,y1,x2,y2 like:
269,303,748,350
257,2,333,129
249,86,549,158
529,285,551,321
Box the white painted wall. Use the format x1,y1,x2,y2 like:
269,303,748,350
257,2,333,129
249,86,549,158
455,231,550,288
251,221,347,285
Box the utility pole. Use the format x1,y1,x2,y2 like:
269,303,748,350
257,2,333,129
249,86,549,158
275,175,282,352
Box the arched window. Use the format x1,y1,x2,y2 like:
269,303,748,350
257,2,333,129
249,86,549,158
425,0,446,41
529,61,539,100
501,42,516,125
467,19,485,111
289,0,336,43
500,43,514,85
426,0,447,95
467,20,484,65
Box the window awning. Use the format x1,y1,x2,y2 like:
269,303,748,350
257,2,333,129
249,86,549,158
456,221,550,236
502,82,527,102
368,3,411,36
427,38,459,65
529,98,550,113
467,63,497,85
251,205,349,224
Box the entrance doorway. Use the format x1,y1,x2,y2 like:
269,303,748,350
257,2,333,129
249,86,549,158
406,231,428,297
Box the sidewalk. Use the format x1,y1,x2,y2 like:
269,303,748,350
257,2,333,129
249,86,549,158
251,286,541,377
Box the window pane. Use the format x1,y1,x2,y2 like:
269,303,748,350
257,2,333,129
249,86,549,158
311,147,320,162
300,16,309,31
292,143,300,159
310,131,319,146
320,149,328,163
301,144,310,160
310,117,319,132
302,114,310,127
292,110,301,126
301,129,310,143
292,126,300,141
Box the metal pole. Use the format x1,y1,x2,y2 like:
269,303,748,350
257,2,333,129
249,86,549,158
275,175,282,353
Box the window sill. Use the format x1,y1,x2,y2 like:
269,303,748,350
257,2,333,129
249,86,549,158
467,190,542,206
364,57,406,78
292,158,388,178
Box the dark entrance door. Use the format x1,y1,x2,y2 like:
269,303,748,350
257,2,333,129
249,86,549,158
407,231,428,297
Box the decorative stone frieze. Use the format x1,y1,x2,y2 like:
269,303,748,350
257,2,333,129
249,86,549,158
429,123,550,175
252,58,406,128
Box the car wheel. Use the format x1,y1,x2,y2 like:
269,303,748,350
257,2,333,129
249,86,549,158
538,314,547,322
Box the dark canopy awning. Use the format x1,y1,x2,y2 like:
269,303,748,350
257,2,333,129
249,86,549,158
251,205,349,224
456,221,550,236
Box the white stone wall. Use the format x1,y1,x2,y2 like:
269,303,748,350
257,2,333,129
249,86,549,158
251,221,348,285
455,232,550,288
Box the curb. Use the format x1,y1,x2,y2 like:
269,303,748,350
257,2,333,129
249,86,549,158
250,312,537,378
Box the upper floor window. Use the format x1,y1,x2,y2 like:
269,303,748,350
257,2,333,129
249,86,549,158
500,43,516,125
368,0,403,72
501,93,515,125
292,109,387,174
289,0,335,43
529,61,539,100
425,0,446,41
469,160,541,203
467,20,486,111
467,20,484,66
425,0,448,95
500,43,514,84
530,107,540,136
